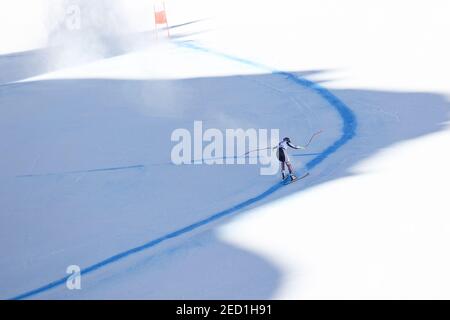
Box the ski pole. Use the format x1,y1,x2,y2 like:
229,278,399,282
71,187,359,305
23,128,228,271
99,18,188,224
243,146,274,156
244,130,323,156
303,130,323,148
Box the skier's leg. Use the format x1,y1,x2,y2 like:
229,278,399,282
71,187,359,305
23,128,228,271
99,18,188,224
287,162,294,174
287,162,297,180
281,162,286,180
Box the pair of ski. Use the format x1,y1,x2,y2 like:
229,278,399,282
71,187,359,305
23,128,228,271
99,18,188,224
282,172,310,185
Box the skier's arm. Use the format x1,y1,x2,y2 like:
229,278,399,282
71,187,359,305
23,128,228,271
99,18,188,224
287,141,306,150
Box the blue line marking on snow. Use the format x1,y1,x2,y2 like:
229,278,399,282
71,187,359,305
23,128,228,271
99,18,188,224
176,42,357,171
292,153,321,157
11,182,284,300
10,42,356,300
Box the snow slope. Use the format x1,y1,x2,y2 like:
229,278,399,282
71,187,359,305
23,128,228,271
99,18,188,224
1,0,450,299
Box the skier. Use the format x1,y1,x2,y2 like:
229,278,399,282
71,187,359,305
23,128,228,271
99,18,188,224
276,137,305,181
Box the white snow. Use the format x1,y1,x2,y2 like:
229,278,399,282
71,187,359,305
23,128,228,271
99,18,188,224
1,0,450,299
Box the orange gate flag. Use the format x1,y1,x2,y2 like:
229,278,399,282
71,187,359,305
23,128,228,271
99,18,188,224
154,10,167,25
153,2,169,38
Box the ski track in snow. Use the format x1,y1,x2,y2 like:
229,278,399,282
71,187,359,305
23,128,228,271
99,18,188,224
10,41,357,300
15,154,321,178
